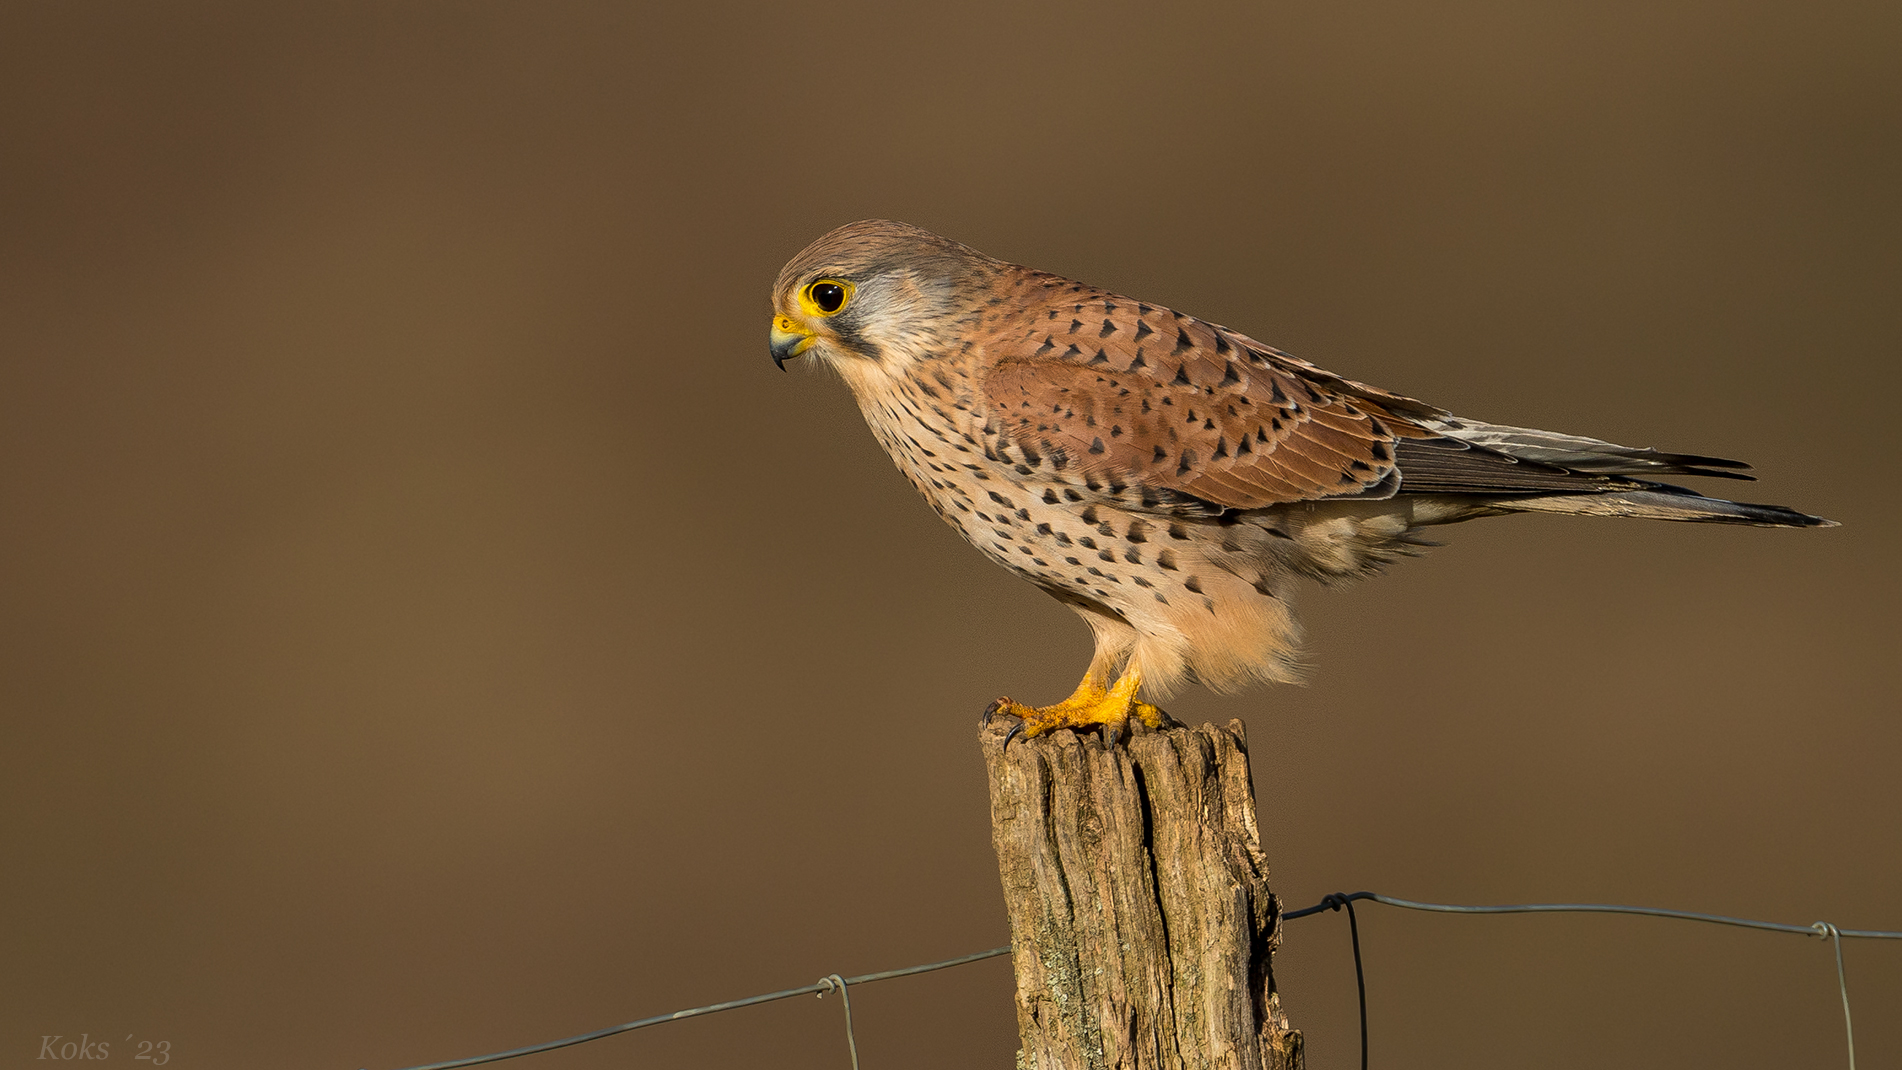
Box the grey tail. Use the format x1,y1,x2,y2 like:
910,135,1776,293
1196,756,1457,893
1497,487,1836,528
1397,418,1835,528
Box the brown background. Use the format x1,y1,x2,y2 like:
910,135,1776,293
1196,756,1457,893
2,3,1897,1068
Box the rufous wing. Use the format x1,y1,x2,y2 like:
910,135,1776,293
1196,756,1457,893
980,290,1427,510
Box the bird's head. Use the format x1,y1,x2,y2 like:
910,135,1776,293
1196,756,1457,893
769,219,999,380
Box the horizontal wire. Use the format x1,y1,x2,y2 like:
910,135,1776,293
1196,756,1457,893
1281,891,1902,939
372,893,1898,1070
1282,891,1900,1070
375,946,1010,1070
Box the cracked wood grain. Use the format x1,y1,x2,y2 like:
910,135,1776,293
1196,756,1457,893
983,719,1302,1070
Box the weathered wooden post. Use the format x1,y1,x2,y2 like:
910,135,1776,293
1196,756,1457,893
982,719,1302,1070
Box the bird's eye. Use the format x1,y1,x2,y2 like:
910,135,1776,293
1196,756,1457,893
806,280,850,315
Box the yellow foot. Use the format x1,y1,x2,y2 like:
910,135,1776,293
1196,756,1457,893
985,671,1171,745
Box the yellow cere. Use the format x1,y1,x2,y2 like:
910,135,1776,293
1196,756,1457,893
769,314,816,360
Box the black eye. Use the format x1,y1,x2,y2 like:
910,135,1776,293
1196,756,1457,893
810,282,846,313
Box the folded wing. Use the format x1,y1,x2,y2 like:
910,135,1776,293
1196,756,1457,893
976,285,1830,527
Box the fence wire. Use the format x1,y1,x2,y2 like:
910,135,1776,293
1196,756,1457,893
1286,892,1901,1070
368,893,1899,1070
369,946,1009,1070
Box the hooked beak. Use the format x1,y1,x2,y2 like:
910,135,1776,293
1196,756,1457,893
769,315,815,371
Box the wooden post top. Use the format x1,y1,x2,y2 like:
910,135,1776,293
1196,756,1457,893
983,719,1303,1070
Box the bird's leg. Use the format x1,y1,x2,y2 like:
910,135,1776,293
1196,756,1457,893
1101,670,1171,733
1128,694,1168,734
988,667,1170,741
1045,669,1113,712
985,669,1106,730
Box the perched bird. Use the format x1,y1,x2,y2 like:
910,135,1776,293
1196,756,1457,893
769,220,1832,739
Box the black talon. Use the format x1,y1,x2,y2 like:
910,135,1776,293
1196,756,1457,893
1001,720,1025,752
1104,721,1123,747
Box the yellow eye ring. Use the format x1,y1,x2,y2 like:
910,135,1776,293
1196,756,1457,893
801,279,853,316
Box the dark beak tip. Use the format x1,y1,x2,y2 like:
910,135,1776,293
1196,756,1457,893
769,323,810,370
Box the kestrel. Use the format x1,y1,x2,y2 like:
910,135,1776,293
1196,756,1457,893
769,220,1832,739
